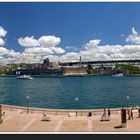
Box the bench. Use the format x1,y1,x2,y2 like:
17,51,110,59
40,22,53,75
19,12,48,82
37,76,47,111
41,115,51,121
100,116,111,121
68,112,76,117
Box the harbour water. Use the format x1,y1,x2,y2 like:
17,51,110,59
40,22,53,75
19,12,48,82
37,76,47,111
0,76,140,109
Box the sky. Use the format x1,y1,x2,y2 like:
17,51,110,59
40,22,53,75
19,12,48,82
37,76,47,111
1,2,140,64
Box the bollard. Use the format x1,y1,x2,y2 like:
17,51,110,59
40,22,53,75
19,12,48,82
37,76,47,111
121,108,127,128
88,112,92,117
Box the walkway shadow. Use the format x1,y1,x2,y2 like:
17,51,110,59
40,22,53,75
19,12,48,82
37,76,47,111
114,125,123,129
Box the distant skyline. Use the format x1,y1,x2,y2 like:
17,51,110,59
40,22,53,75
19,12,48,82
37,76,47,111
1,2,140,64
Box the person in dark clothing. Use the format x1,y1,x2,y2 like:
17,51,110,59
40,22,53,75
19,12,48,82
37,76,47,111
102,108,106,117
108,108,111,116
130,109,134,119
128,109,131,120
138,107,140,118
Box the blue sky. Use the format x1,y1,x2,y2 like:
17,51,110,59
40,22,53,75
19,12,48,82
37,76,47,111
1,2,140,64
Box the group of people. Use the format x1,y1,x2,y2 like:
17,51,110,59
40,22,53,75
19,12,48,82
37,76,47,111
102,107,140,120
102,108,111,117
100,108,111,121
102,107,140,121
127,107,140,120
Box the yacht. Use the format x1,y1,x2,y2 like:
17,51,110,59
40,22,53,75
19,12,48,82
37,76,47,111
17,75,33,80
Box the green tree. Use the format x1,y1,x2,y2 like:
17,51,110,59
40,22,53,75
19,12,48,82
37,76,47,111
115,64,140,74
87,64,94,74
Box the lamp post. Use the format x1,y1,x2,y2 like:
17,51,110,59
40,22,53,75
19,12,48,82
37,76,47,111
126,96,130,109
75,97,79,117
26,96,30,114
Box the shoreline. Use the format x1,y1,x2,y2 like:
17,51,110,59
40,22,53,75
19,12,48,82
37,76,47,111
1,104,134,116
1,74,140,77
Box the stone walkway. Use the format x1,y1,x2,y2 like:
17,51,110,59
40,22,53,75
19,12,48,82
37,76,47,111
0,109,140,132
88,118,93,131
54,117,66,131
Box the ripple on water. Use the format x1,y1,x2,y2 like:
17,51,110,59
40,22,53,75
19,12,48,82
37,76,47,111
0,76,140,109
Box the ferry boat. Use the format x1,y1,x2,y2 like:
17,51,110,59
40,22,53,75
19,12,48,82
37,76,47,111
17,75,33,80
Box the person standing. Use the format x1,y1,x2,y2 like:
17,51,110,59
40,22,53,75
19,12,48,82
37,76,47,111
138,107,140,118
103,108,106,117
108,108,111,116
130,109,134,119
128,109,131,120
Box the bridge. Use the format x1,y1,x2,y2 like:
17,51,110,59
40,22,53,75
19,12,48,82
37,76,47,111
59,59,140,67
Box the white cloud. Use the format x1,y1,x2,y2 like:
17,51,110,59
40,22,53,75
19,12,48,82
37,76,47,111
0,26,7,46
38,35,61,48
85,39,101,49
126,27,140,44
0,47,22,65
18,36,39,47
6,36,140,64
65,46,78,51
43,55,59,62
3,27,140,65
17,35,64,63
51,47,65,54
0,38,5,46
7,50,21,59
18,35,61,48
24,47,54,55
59,52,79,62
0,26,7,37
0,47,9,55
66,46,74,49
60,38,140,62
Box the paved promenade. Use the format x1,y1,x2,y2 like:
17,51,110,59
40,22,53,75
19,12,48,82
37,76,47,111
0,105,140,132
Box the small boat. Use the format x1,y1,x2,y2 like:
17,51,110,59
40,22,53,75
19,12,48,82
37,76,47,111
112,73,124,77
17,75,33,80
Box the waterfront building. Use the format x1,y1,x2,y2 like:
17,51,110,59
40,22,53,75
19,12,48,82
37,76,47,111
6,67,63,76
5,58,62,76
63,67,88,76
43,58,51,67
3,57,139,76
43,58,59,69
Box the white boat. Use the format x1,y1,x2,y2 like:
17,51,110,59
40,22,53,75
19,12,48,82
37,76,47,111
112,73,124,77
17,75,33,80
